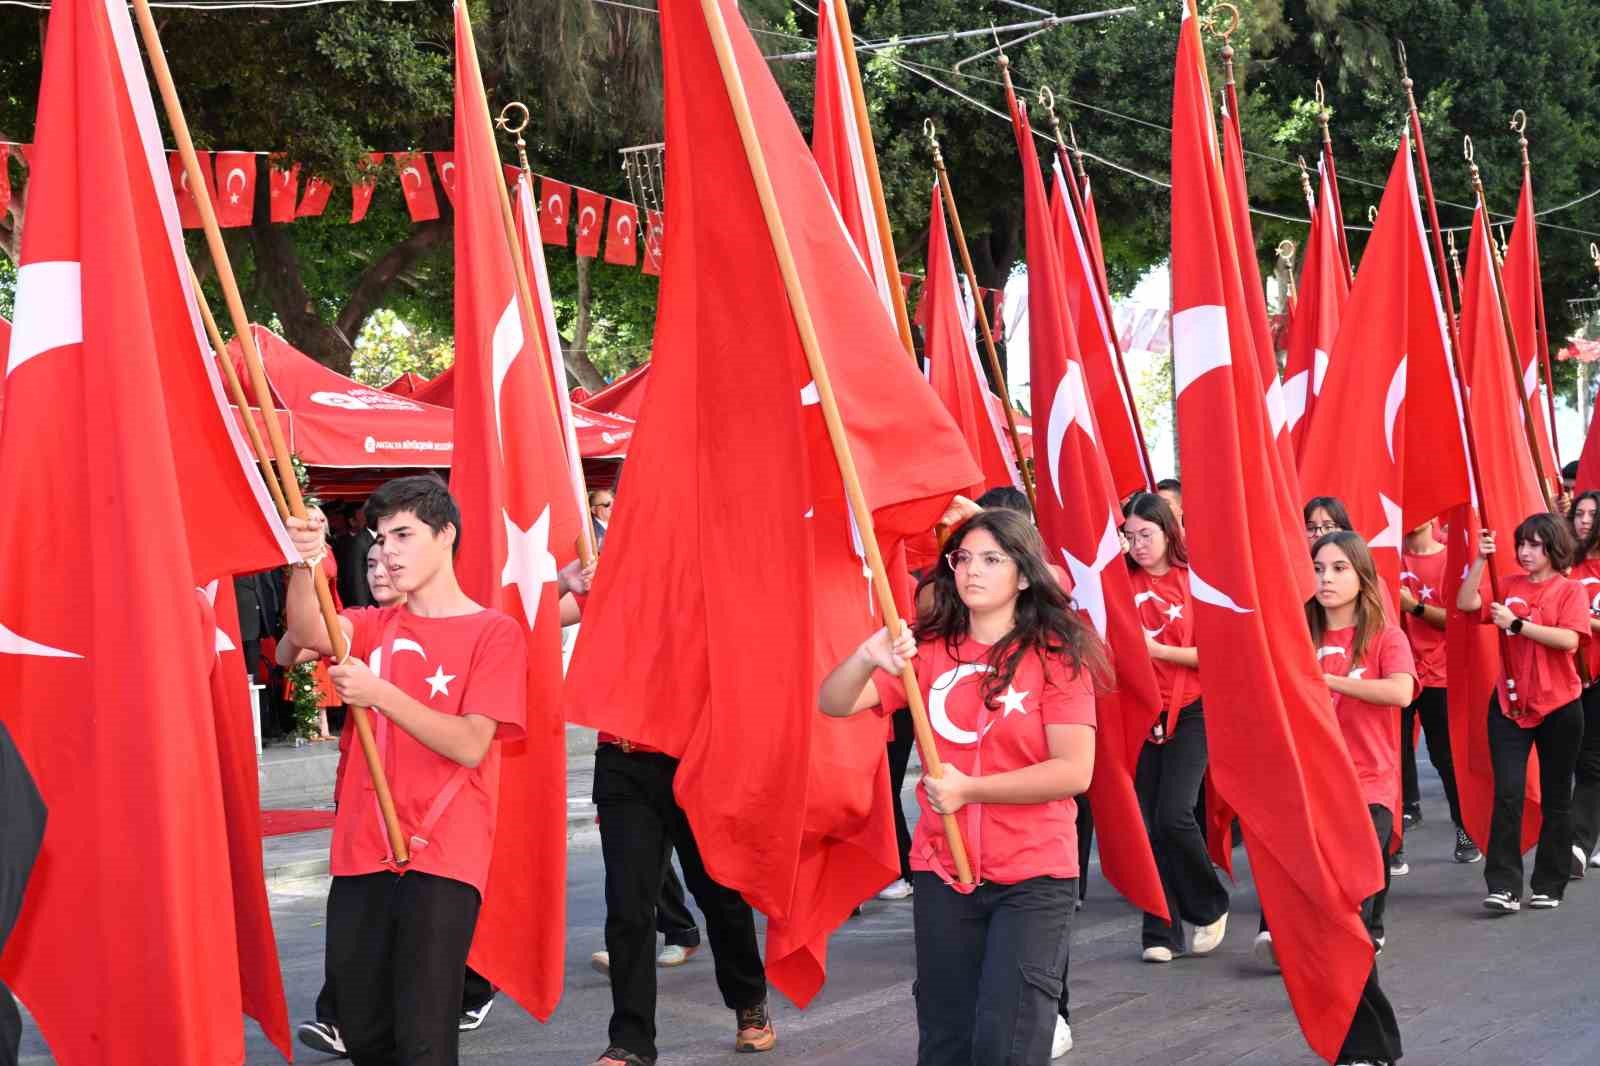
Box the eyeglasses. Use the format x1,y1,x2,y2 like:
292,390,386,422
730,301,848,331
945,549,1014,573
1306,522,1340,536
1125,529,1160,546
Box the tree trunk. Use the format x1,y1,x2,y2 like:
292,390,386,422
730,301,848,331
249,222,358,374
564,255,607,391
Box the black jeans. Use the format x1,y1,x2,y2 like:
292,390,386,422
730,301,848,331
325,871,481,1066
657,860,701,948
1135,703,1229,950
887,708,915,881
1485,696,1584,900
593,746,767,1061
1571,684,1600,859
1401,686,1462,827
911,872,1076,1066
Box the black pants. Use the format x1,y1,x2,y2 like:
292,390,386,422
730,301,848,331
887,708,915,881
657,860,701,948
325,871,482,1066
316,958,492,1024
1,980,18,1066
1401,686,1461,827
1135,704,1229,950
1571,684,1600,859
594,746,766,1061
1486,696,1584,899
1336,806,1403,1064
912,872,1075,1066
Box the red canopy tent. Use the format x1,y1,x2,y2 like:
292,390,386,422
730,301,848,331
572,360,650,421
382,371,432,397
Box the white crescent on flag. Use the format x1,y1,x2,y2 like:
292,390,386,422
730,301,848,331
578,205,597,234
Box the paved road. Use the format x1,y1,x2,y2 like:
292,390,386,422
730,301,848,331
17,768,1600,1064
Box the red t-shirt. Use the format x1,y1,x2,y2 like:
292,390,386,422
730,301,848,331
1479,572,1588,726
1128,565,1200,724
1568,557,1600,682
1399,548,1449,689
333,605,528,893
1316,624,1415,818
872,637,1096,887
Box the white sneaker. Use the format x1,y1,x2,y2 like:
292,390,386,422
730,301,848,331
1528,893,1561,910
1051,1015,1073,1058
1251,931,1278,971
1591,848,1600,869
297,1020,346,1057
658,943,699,967
877,878,914,901
1190,912,1228,955
1141,945,1174,963
1483,891,1520,913
591,950,611,974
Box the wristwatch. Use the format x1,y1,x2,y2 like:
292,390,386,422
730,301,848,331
1410,601,1426,618
1509,618,1525,636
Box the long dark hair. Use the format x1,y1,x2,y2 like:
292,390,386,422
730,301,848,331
1306,531,1387,667
914,509,1111,706
1121,491,1187,569
1568,491,1600,561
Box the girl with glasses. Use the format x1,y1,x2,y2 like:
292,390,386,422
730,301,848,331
1304,496,1355,545
1120,492,1230,963
818,509,1105,1066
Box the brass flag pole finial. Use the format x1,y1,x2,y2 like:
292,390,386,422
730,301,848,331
1368,204,1378,224
1068,123,1089,181
1511,108,1531,170
1296,155,1315,213
1207,2,1240,79
496,101,535,175
1396,39,1410,88
923,117,943,164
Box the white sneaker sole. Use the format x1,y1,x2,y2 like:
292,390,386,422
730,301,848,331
1051,1016,1073,1058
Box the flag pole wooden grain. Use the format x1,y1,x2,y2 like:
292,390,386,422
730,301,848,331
925,120,1037,514
130,0,410,864
699,0,973,883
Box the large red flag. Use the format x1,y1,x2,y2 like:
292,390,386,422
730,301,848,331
810,0,895,320
1503,171,1560,490
922,181,1021,497
1284,162,1350,458
0,0,298,1060
1170,4,1383,1058
1446,204,1548,853
450,0,579,1021
1298,136,1470,601
1048,160,1150,499
1007,83,1167,922
0,315,8,427
564,0,979,1006
1079,170,1112,301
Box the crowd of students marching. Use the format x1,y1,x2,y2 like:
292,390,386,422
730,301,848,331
277,469,1600,1066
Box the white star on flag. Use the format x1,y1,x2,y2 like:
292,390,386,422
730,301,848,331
425,665,456,698
502,504,558,627
199,580,236,655
997,685,1030,718
1061,515,1123,639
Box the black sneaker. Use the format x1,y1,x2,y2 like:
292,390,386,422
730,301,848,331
460,996,495,1031
1402,804,1422,829
1529,893,1561,909
1388,848,1409,876
1483,891,1520,913
1454,827,1482,864
297,1020,347,1058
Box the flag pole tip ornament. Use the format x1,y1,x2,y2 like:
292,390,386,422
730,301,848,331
1202,1,1239,42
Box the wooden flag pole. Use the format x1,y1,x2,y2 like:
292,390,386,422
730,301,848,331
1037,90,1157,491
828,0,918,359
495,99,599,568
1511,109,1564,474
130,0,410,864
187,263,289,517
1466,137,1556,510
1314,79,1355,283
924,119,1037,514
700,0,973,883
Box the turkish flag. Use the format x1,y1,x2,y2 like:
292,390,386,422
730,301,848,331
450,0,581,1021
539,177,570,245
641,208,664,276
213,151,256,228
1170,4,1384,1059
1299,136,1470,601
0,144,10,218
295,175,333,218
350,151,385,223
432,151,458,206
811,0,894,319
1080,172,1112,299
1284,162,1350,458
0,0,299,1062
168,149,214,229
395,151,441,222
1503,171,1560,488
574,187,606,257
268,156,299,223
1219,75,1304,520
565,0,978,1007
1007,80,1167,922
603,198,638,265
1444,204,1549,852
923,181,1021,497
1048,158,1149,498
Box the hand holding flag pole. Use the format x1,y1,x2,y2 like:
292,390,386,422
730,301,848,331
924,119,1037,515
699,0,973,883
129,0,411,864
1464,135,1556,511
